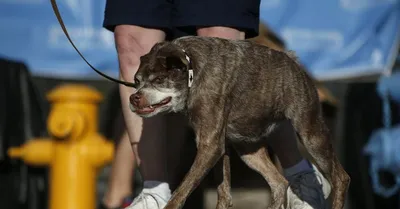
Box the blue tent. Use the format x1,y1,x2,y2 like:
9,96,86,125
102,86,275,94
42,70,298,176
259,0,400,81
0,0,399,81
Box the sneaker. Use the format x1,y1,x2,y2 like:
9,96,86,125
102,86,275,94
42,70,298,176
286,170,328,209
124,189,170,209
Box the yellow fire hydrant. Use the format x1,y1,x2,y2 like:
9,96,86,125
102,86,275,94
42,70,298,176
8,84,114,209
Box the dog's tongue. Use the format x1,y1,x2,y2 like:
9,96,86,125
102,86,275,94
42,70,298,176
136,106,155,114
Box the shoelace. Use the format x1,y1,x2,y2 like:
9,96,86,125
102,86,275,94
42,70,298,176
285,170,325,209
129,191,168,209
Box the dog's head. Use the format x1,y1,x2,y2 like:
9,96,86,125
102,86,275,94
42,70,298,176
129,42,191,117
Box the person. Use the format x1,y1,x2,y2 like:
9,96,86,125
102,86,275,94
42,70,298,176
100,0,331,208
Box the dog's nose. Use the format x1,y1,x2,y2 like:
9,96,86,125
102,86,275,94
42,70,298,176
130,93,141,106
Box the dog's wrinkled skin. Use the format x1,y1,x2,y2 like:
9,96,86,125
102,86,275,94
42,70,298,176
129,36,350,209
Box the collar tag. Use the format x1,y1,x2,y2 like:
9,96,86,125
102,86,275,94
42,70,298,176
188,69,194,88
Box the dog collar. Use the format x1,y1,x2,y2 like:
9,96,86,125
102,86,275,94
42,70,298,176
182,49,194,88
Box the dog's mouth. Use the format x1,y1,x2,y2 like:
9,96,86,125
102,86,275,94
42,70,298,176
134,97,172,114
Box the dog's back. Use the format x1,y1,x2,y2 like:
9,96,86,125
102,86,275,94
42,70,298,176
174,36,320,142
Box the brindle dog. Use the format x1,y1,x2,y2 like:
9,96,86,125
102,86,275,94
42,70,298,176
129,36,350,209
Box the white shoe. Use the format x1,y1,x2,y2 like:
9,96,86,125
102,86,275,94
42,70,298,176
125,182,171,209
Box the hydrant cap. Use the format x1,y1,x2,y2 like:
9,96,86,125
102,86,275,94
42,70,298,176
47,84,103,103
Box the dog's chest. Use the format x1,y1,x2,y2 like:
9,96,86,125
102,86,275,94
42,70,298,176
226,117,278,143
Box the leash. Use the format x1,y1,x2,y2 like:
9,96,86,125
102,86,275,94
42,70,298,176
49,0,136,87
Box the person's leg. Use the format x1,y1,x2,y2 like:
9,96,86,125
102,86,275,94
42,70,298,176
115,25,173,209
268,120,309,173
197,27,245,40
102,0,178,208
102,131,136,209
267,120,331,209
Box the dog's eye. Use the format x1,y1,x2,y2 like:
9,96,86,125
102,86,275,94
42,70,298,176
134,78,140,85
153,76,165,83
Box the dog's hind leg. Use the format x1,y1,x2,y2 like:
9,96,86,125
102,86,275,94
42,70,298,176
214,147,233,209
233,144,288,209
291,111,350,209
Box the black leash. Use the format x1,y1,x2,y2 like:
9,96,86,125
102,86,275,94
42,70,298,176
49,0,136,87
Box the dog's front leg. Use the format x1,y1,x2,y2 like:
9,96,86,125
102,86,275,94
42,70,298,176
163,128,226,209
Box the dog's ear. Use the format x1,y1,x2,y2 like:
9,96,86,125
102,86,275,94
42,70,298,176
165,55,188,71
156,43,189,71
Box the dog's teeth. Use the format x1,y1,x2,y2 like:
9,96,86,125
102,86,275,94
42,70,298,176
149,105,154,109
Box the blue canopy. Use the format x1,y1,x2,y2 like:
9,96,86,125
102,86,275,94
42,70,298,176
259,0,400,80
0,0,119,79
0,0,399,81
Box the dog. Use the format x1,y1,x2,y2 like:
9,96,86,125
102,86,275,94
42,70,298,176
129,36,350,209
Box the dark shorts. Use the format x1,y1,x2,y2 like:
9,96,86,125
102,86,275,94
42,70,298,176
103,0,261,39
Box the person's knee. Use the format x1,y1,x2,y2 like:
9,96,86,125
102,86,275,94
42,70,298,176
114,25,166,81
197,26,245,40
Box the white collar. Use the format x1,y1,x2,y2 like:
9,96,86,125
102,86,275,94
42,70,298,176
182,49,194,88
